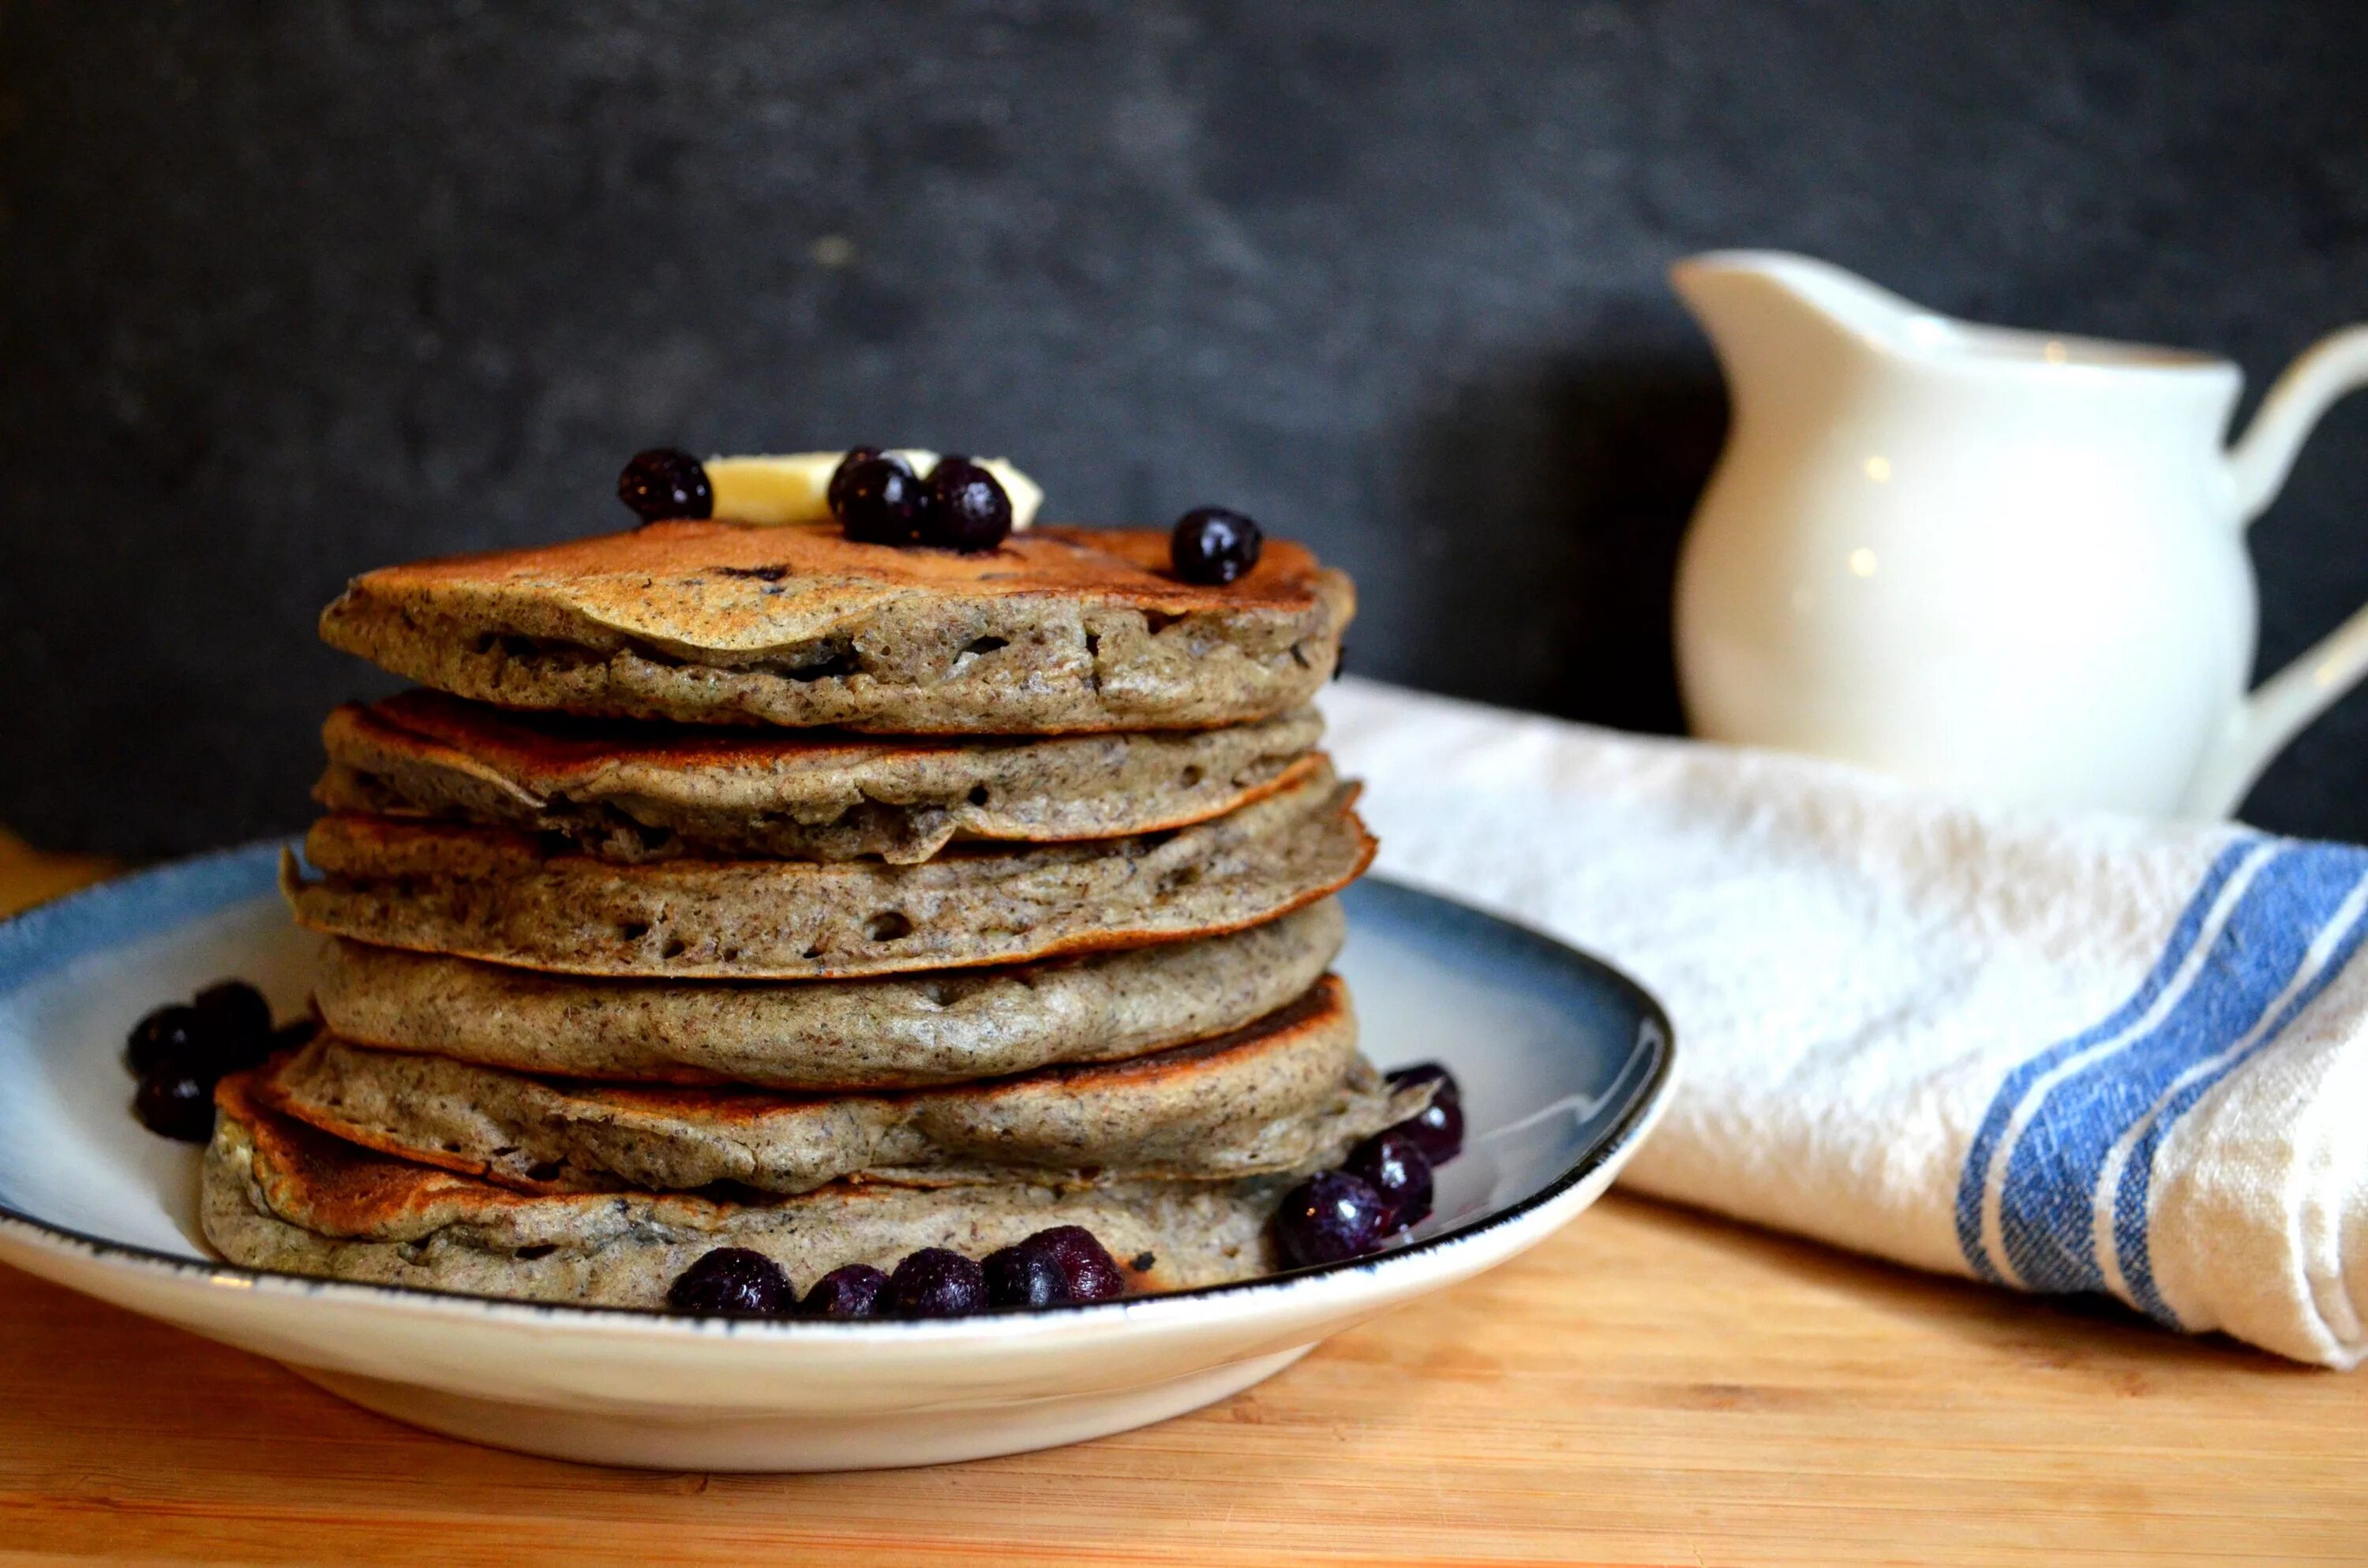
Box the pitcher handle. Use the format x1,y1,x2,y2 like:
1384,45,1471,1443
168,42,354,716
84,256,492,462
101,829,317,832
2183,324,2368,818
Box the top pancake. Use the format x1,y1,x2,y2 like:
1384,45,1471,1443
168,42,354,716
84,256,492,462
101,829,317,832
318,520,1354,732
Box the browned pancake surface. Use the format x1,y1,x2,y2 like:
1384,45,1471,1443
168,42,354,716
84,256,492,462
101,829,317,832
336,521,1332,634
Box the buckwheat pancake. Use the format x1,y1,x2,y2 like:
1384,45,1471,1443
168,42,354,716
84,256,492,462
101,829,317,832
316,900,1345,1089
317,520,1352,733
287,763,1373,980
260,978,1418,1196
202,1078,1285,1304
317,690,1325,864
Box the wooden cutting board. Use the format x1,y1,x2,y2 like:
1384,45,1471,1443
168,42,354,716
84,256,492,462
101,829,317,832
2,848,2363,1566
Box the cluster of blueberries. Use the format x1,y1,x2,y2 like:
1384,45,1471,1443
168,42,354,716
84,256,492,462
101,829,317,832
125,979,302,1143
615,447,1266,586
666,1224,1131,1321
823,448,1017,554
1270,1061,1461,1269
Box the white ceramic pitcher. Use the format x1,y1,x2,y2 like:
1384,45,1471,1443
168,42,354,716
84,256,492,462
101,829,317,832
1671,250,2368,818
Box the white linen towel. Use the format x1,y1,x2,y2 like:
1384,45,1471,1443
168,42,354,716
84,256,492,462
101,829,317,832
1319,677,2368,1367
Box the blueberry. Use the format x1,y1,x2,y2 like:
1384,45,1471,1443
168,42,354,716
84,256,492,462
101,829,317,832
1385,1061,1465,1163
800,1263,889,1319
666,1246,796,1318
918,456,1012,552
1390,1098,1463,1164
193,979,272,1041
984,1243,1070,1309
885,1247,988,1318
126,1004,207,1078
1020,1225,1128,1303
272,1017,318,1055
617,448,714,522
1169,506,1263,586
128,990,272,1083
831,452,932,544
826,447,886,518
133,1070,215,1143
193,980,277,1073
1273,1171,1390,1267
1344,1128,1434,1231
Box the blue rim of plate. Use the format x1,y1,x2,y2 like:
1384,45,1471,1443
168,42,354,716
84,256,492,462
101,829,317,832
0,840,1674,1338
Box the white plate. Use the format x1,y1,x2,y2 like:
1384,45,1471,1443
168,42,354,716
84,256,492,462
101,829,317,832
0,844,1674,1471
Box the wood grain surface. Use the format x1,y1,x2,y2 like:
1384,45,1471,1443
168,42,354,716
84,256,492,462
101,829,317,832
3,849,2365,1566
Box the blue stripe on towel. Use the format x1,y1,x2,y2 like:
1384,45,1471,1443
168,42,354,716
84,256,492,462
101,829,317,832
1953,839,2368,1317
1950,840,2257,1285
2112,876,2368,1324
1997,847,2358,1295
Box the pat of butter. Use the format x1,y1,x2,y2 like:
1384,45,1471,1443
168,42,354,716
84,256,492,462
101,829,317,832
706,451,1041,530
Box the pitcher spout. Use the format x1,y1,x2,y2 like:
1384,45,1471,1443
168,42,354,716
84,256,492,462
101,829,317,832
1673,251,1932,349
1671,252,1935,419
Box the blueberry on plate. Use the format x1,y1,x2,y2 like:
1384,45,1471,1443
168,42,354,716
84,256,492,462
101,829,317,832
800,1263,890,1319
1272,1171,1390,1268
1169,506,1263,586
193,979,272,1042
1019,1225,1128,1303
1384,1061,1465,1163
133,1070,216,1144
666,1247,797,1318
126,1004,208,1079
1344,1128,1434,1231
918,456,1012,553
886,1248,988,1318
617,447,714,522
126,979,279,1083
831,451,933,544
193,979,278,1074
983,1243,1070,1309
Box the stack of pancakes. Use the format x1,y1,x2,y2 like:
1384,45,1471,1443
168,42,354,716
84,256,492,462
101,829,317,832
200,517,1401,1308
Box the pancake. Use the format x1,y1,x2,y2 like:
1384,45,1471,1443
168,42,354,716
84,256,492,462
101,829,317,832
286,762,1373,980
201,1077,1287,1306
317,520,1352,733
317,689,1326,864
259,977,1418,1196
315,900,1346,1089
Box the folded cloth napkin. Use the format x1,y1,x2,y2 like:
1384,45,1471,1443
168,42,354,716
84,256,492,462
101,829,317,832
1319,677,2368,1367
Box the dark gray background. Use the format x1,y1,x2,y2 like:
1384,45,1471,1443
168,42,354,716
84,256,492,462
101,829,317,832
5,1,2366,856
